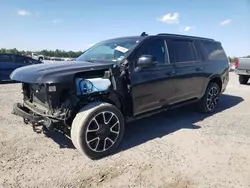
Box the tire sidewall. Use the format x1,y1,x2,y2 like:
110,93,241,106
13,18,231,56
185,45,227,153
239,75,249,84
75,103,124,159
200,82,220,113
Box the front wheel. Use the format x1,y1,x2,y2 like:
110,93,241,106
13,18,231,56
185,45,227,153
71,102,125,160
38,57,43,62
198,82,220,113
239,75,249,84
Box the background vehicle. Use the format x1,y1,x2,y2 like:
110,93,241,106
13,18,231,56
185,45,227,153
31,52,44,62
10,33,229,159
50,57,63,61
0,53,42,81
234,58,250,84
63,57,76,61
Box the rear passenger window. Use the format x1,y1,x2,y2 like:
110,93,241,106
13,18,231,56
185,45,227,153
167,40,197,63
0,54,13,63
201,41,227,59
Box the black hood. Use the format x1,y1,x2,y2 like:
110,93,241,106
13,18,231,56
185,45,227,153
10,60,115,84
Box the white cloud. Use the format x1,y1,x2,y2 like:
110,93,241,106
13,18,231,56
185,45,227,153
220,19,232,25
52,19,61,23
158,13,180,24
184,26,192,31
16,9,30,16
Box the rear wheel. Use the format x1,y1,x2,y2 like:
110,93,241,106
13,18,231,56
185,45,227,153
239,75,249,84
198,82,220,113
71,102,125,160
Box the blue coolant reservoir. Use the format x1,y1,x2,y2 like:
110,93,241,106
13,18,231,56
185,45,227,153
75,78,111,95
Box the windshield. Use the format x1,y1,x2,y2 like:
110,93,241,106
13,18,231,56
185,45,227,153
76,38,141,62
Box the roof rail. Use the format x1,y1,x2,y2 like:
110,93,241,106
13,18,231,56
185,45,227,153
157,33,214,41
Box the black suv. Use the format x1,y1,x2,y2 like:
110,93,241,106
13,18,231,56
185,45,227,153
10,33,229,159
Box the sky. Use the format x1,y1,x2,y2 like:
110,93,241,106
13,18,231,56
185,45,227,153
0,0,250,57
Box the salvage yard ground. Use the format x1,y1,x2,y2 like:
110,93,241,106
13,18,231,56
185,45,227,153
0,72,250,188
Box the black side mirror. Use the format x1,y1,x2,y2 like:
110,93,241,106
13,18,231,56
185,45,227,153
137,55,157,68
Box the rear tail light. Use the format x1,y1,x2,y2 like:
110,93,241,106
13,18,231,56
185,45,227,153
234,59,239,69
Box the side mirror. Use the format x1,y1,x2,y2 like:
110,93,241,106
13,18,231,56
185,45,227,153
137,55,157,68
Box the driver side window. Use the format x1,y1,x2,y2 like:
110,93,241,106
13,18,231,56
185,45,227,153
136,39,166,65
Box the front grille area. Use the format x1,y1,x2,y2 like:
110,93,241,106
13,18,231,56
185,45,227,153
22,83,50,109
32,84,49,107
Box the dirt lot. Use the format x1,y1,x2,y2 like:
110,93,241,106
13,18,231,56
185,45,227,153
0,72,250,188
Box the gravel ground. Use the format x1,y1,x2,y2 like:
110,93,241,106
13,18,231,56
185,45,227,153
0,72,250,188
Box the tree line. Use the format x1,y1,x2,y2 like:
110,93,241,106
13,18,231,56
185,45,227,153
0,48,84,58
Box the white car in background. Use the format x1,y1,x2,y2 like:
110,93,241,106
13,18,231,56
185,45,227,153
31,53,44,62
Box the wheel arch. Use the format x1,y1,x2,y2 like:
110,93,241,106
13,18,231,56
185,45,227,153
106,91,132,117
200,75,222,99
209,76,222,92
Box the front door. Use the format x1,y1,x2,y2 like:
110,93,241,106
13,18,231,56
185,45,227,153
129,38,176,115
165,38,205,103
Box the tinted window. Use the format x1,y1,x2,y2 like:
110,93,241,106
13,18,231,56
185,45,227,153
193,41,207,61
136,39,166,64
0,54,13,63
201,41,227,59
15,55,31,64
167,40,197,63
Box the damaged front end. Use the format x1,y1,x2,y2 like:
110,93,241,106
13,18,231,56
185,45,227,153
12,82,79,133
11,65,123,134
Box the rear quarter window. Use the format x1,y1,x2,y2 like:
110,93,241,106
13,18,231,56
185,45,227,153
201,41,227,60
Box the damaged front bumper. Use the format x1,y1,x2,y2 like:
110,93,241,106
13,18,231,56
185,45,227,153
12,103,53,130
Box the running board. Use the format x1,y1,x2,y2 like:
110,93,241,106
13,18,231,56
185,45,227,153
126,98,198,123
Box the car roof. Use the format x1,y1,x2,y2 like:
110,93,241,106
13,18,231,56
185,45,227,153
106,33,217,43
0,52,21,55
100,36,144,42
156,33,216,42
0,52,16,55
0,53,27,56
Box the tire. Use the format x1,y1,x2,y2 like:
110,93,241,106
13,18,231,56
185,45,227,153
71,102,125,160
239,75,249,84
198,82,221,113
38,57,43,62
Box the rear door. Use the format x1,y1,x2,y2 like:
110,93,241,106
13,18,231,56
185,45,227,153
165,38,205,103
130,37,176,115
0,54,15,81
